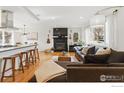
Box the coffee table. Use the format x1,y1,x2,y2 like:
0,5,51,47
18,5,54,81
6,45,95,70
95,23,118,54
52,56,78,62
58,56,71,61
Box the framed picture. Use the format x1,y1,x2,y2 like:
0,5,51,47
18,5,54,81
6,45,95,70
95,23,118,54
73,32,79,42
27,32,38,40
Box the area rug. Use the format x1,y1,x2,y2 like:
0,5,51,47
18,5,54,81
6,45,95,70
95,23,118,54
35,60,66,82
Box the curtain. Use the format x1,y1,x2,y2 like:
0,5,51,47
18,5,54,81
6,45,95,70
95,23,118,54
105,13,118,49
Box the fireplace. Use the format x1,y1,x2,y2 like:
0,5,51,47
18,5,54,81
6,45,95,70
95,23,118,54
53,28,68,51
54,37,68,51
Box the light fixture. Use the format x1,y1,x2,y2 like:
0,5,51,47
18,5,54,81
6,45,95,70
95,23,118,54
90,6,122,27
80,16,84,19
22,24,27,35
90,14,105,27
51,17,55,20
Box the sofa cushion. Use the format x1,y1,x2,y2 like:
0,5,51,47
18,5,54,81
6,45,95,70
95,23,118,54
96,48,111,55
107,49,124,63
87,46,95,54
84,54,110,64
81,47,89,55
81,46,95,55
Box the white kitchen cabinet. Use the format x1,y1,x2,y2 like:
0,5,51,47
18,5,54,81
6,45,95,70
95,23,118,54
0,30,14,46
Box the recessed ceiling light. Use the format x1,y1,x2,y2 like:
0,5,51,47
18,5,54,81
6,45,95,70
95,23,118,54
80,16,84,19
51,17,55,20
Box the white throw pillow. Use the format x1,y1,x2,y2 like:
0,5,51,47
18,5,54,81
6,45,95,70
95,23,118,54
81,47,89,54
96,48,111,55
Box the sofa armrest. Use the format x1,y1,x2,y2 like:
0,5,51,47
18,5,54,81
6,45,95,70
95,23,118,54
74,46,82,51
67,64,124,82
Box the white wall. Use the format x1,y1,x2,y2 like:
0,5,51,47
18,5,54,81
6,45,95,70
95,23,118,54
103,7,124,51
116,8,124,51
26,23,53,51
68,27,82,45
27,24,83,51
106,7,124,51
105,14,117,49
14,18,85,51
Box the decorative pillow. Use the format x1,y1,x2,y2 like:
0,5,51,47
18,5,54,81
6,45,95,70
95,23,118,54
96,48,111,55
87,46,95,54
81,46,95,55
81,47,89,55
84,54,110,64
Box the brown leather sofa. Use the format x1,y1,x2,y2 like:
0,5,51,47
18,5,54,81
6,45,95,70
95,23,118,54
67,63,124,82
29,62,124,82
74,46,124,64
29,48,124,82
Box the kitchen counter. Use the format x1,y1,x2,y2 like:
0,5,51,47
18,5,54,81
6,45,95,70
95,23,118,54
0,44,37,58
0,44,37,53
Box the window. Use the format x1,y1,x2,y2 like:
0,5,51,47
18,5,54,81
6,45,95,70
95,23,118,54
0,31,2,45
91,25,105,43
85,25,106,46
0,30,14,46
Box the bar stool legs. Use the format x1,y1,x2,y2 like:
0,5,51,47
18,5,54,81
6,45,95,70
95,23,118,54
19,54,24,73
35,48,40,61
20,52,29,69
1,53,25,82
12,57,15,81
1,57,16,82
28,49,37,64
1,58,7,82
25,52,29,68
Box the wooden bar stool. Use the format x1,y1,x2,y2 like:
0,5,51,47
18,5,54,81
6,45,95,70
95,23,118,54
20,51,29,69
1,54,24,82
28,49,36,65
1,56,16,82
13,54,24,73
35,48,40,61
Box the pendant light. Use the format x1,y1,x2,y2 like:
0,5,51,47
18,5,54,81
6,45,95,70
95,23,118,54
22,24,27,35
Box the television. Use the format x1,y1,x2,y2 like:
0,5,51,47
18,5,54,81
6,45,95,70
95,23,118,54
53,28,68,36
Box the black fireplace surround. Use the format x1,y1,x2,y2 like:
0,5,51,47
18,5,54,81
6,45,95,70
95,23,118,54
53,28,68,52
54,37,68,51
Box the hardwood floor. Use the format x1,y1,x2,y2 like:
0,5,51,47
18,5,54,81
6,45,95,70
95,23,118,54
1,51,74,82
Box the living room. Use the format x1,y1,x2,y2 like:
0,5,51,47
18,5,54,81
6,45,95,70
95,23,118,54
0,6,124,83
1,0,124,92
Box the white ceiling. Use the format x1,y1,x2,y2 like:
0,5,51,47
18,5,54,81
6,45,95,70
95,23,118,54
0,6,108,27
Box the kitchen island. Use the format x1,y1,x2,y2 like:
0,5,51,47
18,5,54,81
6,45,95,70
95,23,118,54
0,44,37,57
0,44,37,76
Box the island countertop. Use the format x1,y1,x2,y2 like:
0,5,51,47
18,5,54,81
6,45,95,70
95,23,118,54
0,44,37,58
0,44,37,53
